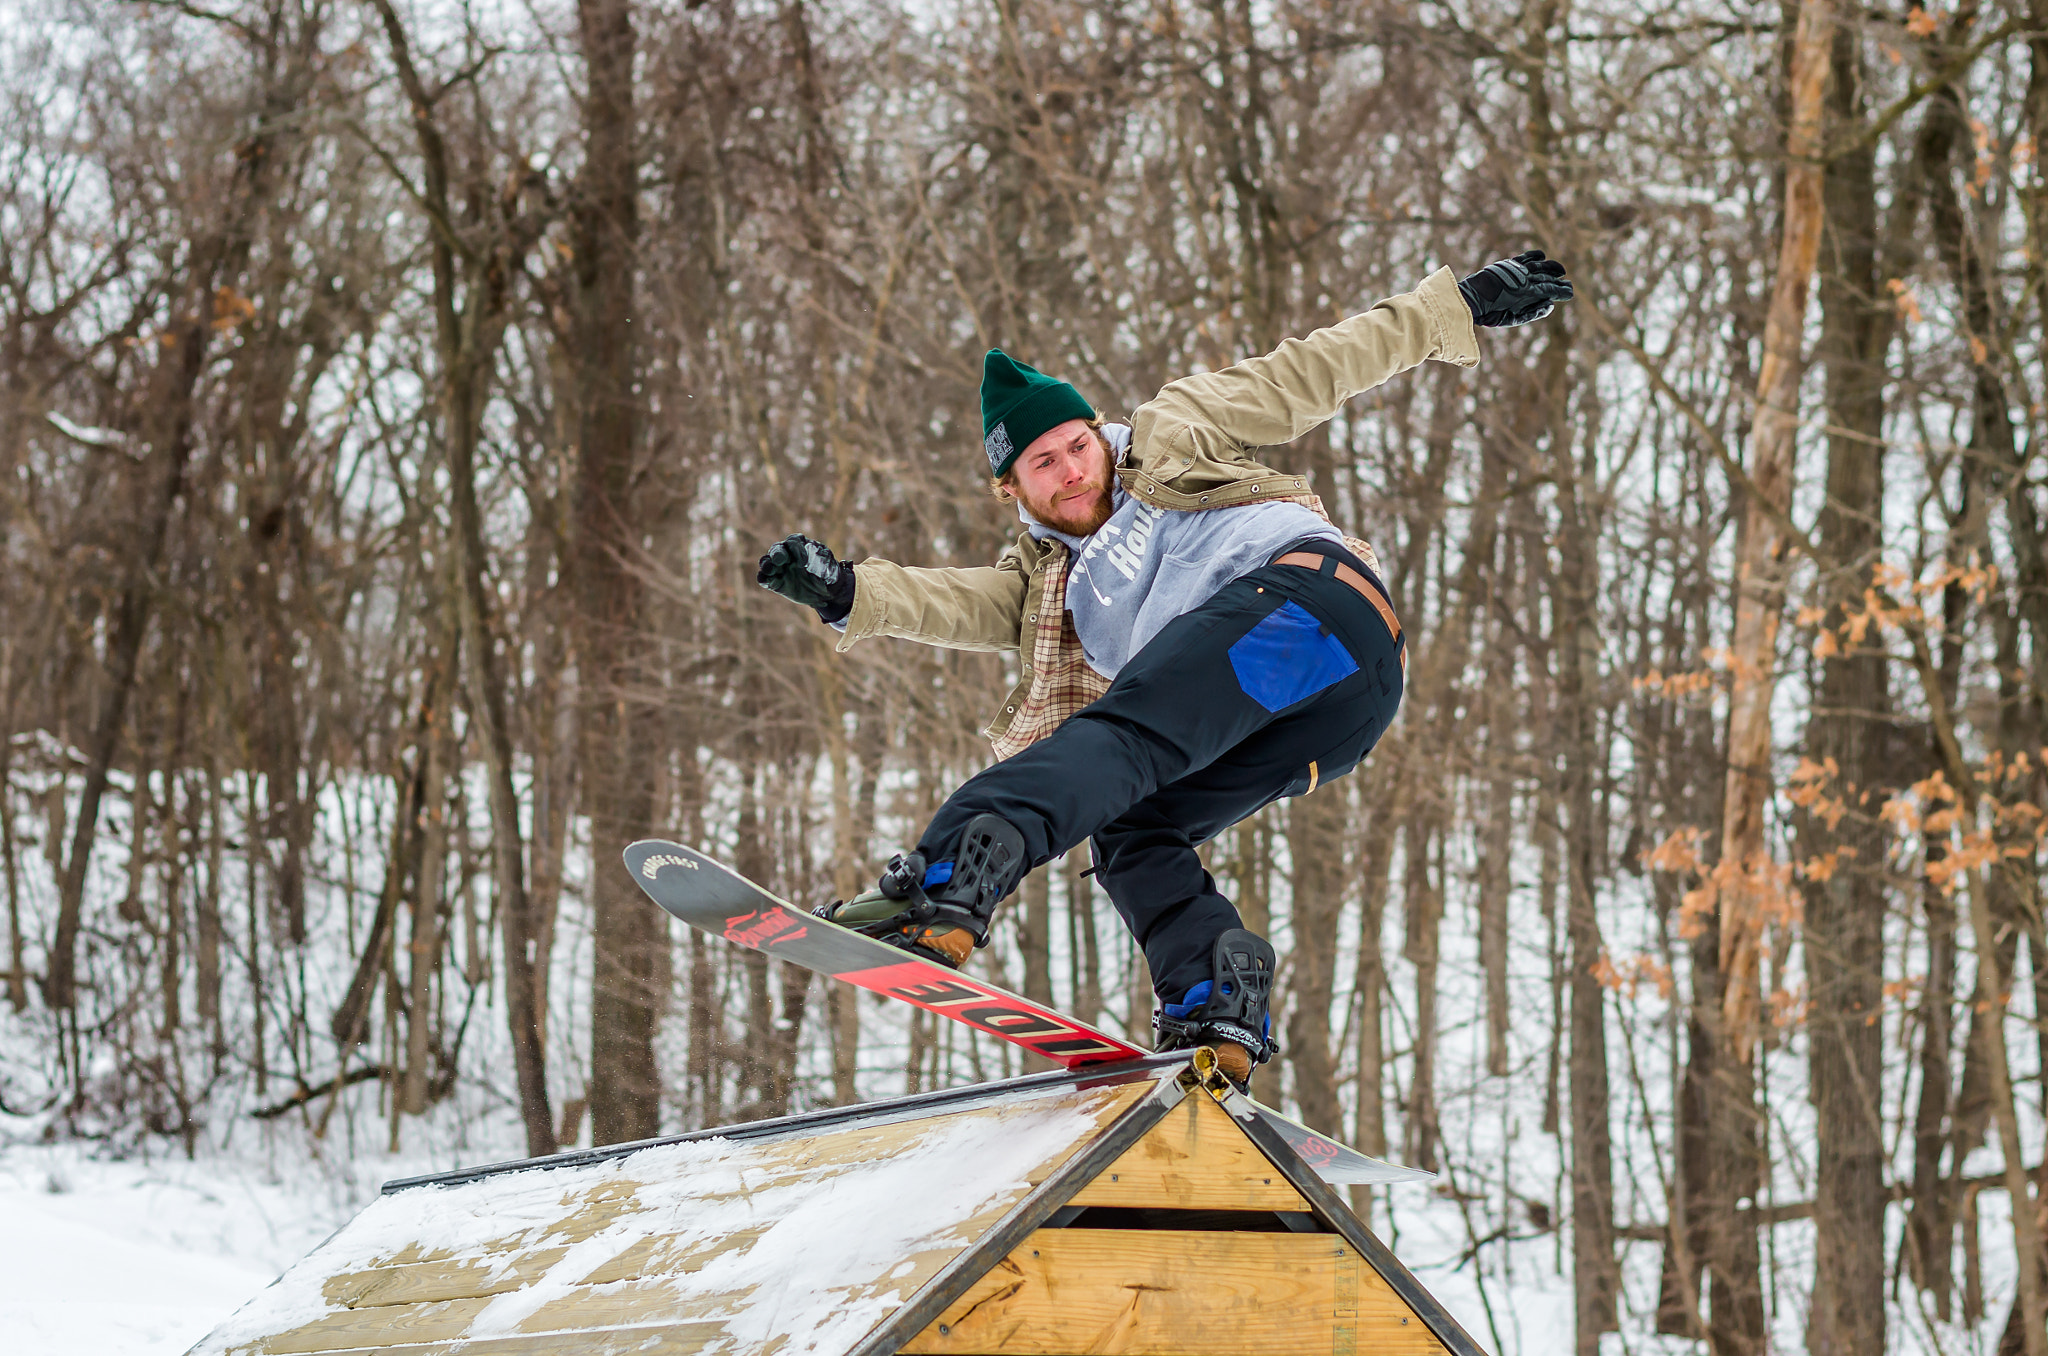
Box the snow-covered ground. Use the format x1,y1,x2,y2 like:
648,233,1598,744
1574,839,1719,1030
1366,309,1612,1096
0,1097,607,1356
0,1141,336,1356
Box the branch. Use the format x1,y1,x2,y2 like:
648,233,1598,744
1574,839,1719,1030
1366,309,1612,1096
250,1064,389,1120
43,410,133,454
341,115,477,268
135,0,261,45
1615,1164,2044,1239
1830,17,2029,163
1574,296,1826,564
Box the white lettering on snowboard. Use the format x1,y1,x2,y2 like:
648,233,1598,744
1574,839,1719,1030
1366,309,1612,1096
640,852,700,878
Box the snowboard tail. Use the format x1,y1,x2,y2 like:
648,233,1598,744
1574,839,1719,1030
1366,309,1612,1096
625,839,1429,1186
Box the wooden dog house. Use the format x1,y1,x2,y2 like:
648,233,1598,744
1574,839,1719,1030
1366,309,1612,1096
187,1052,1485,1356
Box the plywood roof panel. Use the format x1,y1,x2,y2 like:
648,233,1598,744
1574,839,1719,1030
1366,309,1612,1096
1059,1093,1311,1213
190,1077,1150,1356
903,1229,1448,1356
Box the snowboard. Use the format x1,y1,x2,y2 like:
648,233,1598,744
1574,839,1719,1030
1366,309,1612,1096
625,839,1430,1187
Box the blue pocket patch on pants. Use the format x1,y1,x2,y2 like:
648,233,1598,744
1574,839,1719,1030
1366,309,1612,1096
1228,600,1359,712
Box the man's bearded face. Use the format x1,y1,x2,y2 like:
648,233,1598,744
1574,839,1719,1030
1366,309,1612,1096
1008,419,1115,536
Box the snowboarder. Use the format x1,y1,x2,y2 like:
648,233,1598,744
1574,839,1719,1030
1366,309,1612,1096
757,252,1572,1084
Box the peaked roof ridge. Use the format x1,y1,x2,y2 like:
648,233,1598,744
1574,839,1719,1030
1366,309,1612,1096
857,1050,1491,1356
381,1051,1190,1195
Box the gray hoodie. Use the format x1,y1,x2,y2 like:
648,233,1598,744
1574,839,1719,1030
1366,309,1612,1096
1023,424,1340,679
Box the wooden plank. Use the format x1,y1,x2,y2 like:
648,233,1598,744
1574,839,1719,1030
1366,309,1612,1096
249,1280,764,1354
579,1223,771,1286
245,1295,495,1353
1053,1095,1309,1213
510,1276,763,1333
324,1248,570,1309
319,1221,774,1311
347,1179,665,1274
900,1229,1447,1356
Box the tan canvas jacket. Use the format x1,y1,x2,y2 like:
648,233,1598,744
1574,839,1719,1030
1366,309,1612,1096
836,267,1480,758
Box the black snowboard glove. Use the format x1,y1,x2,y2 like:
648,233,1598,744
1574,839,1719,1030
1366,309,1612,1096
1458,249,1574,327
757,533,856,624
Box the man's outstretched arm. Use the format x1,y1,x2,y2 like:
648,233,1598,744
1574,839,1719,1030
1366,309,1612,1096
1132,253,1571,476
757,533,1028,654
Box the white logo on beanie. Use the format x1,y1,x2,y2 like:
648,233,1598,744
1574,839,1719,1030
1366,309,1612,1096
984,423,1013,473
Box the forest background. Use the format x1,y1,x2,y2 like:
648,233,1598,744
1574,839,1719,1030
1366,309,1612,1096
1,0,2045,1352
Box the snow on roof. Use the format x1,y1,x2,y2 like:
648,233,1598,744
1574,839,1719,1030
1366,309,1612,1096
188,1074,1151,1356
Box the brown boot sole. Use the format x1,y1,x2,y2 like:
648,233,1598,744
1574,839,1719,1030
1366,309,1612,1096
907,924,975,968
1212,1041,1253,1086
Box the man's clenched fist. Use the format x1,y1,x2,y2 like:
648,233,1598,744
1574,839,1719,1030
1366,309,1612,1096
1458,250,1574,328
757,533,857,623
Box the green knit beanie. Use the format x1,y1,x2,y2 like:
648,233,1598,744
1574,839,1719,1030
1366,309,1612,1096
980,350,1093,477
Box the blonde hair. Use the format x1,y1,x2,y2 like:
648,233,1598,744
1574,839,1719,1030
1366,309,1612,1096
988,413,1110,501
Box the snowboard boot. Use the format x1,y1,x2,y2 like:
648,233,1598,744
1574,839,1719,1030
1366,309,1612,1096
1154,928,1279,1087
816,813,1027,969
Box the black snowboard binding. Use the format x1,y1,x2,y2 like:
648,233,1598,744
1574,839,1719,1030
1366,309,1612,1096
816,813,1027,968
1154,929,1279,1086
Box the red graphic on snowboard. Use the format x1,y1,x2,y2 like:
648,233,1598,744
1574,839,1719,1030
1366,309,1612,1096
723,908,809,949
1294,1135,1341,1168
843,960,1134,1061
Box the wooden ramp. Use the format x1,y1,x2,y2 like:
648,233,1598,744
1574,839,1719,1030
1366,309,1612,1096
187,1052,1486,1356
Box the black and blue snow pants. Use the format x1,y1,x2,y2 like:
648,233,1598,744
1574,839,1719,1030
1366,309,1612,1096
915,538,1406,1002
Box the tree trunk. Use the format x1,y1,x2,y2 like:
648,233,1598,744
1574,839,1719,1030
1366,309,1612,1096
449,362,557,1157
1555,467,1618,1350
1717,0,1834,1061
1232,816,1271,940
245,786,265,1095
1509,9,1617,1337
528,623,576,1048
1801,23,1890,1348
1285,782,1347,1137
574,0,664,1149
1478,743,1513,1079
1907,874,1958,1312
1017,865,1054,1073
1399,815,1440,1169
1352,797,1398,1167
1,680,25,1012
688,926,722,1126
403,684,452,1117
1658,932,1713,1337
765,962,812,1119
159,779,185,1037
1066,847,1102,1029
198,757,223,1055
